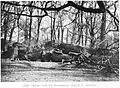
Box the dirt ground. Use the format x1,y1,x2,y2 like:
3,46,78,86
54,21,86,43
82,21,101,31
1,59,119,82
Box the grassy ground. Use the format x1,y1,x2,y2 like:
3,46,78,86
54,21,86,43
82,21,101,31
1,59,119,82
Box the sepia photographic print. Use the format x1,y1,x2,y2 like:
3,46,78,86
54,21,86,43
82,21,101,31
0,0,119,87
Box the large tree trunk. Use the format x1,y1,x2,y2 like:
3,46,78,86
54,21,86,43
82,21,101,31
100,12,106,48
100,12,106,41
89,13,95,48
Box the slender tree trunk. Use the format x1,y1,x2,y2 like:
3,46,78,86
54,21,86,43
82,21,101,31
50,12,56,41
53,14,56,41
81,11,84,46
16,6,25,42
51,11,53,41
61,29,64,43
66,28,69,43
4,31,7,51
36,18,42,43
29,6,33,46
77,2,84,45
77,11,83,45
24,29,28,42
85,27,88,46
71,12,77,45
3,16,9,51
17,7,21,42
58,27,60,44
9,20,16,42
78,12,81,45
17,18,20,42
9,10,16,42
24,16,28,44
29,17,32,40
59,15,63,43
71,24,76,44
89,13,95,48
61,22,63,43
36,2,43,43
29,16,32,45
